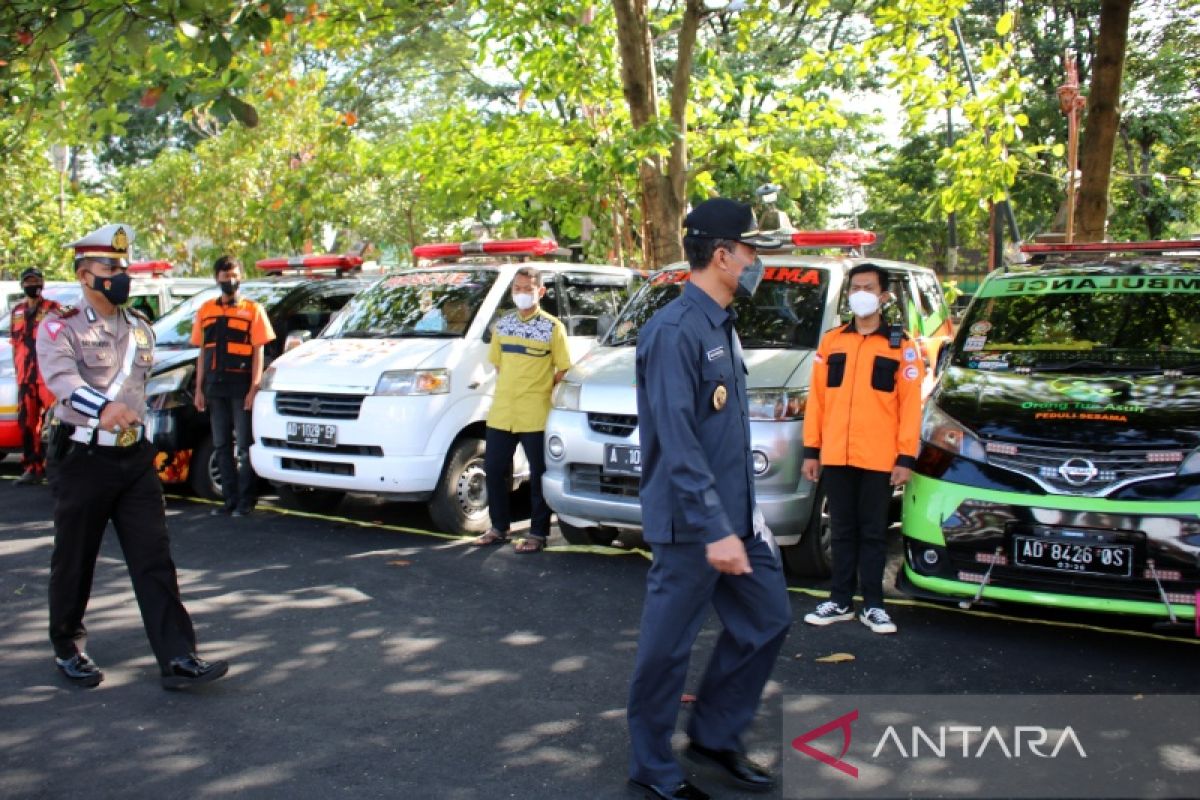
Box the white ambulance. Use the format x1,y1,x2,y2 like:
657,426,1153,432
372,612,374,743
249,239,636,533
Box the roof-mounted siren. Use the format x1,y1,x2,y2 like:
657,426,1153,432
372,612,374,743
1017,239,1200,263
412,238,561,261
255,254,364,276
127,260,172,277
789,230,877,256
755,182,794,233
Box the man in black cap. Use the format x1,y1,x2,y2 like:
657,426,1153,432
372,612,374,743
8,267,60,485
626,198,792,800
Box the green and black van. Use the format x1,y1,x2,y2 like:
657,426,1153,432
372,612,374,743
900,240,1200,630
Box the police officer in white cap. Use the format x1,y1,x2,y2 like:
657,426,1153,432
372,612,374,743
36,223,229,690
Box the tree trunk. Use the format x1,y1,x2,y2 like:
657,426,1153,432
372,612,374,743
1075,0,1132,242
612,0,702,267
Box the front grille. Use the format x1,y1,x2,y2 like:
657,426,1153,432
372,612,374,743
588,413,638,437
262,438,382,457
569,464,640,500
982,440,1177,496
275,392,366,420
281,458,354,476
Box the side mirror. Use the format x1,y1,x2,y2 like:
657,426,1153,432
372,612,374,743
284,330,312,353
936,340,953,374
596,313,616,339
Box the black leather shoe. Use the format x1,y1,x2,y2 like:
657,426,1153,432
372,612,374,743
210,507,232,516
161,654,229,690
232,507,251,517
55,652,103,687
685,742,775,792
627,779,709,800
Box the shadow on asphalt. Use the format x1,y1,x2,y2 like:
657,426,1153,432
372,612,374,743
0,456,1196,799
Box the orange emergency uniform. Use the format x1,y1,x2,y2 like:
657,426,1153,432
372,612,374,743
802,322,925,472
190,296,274,390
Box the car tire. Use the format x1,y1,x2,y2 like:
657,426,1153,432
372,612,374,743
782,484,832,577
428,436,490,535
557,519,618,546
188,435,223,501
277,484,345,514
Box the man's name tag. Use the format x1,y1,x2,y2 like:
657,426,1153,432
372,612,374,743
706,346,725,361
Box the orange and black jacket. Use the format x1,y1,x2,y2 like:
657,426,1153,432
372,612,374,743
9,298,60,386
190,296,274,390
802,322,925,473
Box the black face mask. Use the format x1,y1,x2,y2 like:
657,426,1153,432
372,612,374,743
219,279,239,296
86,270,132,306
23,285,42,299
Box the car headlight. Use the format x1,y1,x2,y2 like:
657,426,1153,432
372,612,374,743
375,369,450,396
552,380,581,411
259,366,276,392
747,388,806,420
921,404,987,461
1181,448,1200,476
145,364,193,397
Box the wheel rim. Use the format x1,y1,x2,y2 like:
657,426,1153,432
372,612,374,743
455,458,488,518
818,495,832,565
207,451,223,496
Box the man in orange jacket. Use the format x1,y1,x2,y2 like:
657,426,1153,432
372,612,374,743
800,263,924,634
9,267,60,485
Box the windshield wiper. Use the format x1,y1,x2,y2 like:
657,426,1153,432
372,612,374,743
739,337,792,349
337,330,388,339
386,329,459,338
1026,359,1167,374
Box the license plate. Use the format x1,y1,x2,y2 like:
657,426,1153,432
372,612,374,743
1012,535,1133,577
286,421,338,448
603,444,641,476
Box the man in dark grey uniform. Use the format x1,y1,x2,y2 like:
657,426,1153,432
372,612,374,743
627,199,792,799
37,223,228,690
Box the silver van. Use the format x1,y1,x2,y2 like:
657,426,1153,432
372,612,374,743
542,232,952,575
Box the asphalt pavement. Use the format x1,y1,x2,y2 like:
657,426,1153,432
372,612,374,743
1,460,1197,800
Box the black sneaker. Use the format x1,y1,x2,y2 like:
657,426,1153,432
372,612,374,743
55,652,104,687
859,607,897,634
14,470,44,486
803,601,854,626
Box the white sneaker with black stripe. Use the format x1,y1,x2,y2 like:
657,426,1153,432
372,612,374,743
859,607,897,634
803,601,854,626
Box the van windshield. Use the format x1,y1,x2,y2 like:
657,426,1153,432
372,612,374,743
323,270,496,339
152,284,294,347
605,266,831,349
955,275,1200,370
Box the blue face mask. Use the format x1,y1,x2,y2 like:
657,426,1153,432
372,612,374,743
735,256,764,299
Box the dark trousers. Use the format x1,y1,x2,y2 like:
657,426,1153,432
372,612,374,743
17,381,50,475
208,390,255,511
824,465,892,609
484,427,550,539
48,440,197,671
627,536,792,786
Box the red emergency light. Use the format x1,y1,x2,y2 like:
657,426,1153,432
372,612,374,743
255,254,364,273
789,230,877,248
412,238,559,259
128,260,172,276
1020,240,1200,255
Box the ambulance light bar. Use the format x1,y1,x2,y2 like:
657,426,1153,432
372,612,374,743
1020,240,1200,255
789,230,877,248
128,260,172,276
256,254,364,273
412,238,559,259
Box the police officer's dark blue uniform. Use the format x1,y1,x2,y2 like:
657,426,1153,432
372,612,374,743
627,199,792,800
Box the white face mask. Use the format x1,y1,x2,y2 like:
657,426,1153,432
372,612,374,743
513,292,536,311
848,290,881,318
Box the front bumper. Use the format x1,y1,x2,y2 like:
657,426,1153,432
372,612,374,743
901,472,1199,620
542,409,815,544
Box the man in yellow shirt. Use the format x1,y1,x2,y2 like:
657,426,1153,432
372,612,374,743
473,267,572,553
